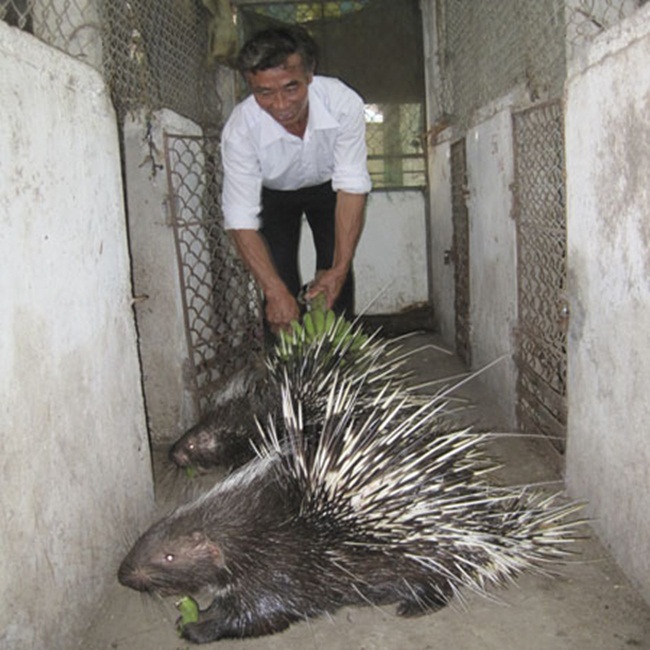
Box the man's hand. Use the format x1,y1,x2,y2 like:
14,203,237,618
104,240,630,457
265,287,300,334
306,269,346,310
228,229,300,334
305,190,366,311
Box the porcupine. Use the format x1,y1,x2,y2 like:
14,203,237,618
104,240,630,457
169,310,418,473
119,367,583,645
168,363,274,473
168,395,268,473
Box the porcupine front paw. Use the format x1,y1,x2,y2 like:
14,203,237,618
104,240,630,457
396,584,450,617
180,610,294,643
178,595,235,643
397,597,448,617
181,620,224,643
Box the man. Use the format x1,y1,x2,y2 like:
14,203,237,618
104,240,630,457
221,26,371,335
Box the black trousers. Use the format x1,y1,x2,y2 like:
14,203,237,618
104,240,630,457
259,181,354,318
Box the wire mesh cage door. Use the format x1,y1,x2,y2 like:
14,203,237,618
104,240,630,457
450,138,471,366
163,133,264,415
512,101,568,452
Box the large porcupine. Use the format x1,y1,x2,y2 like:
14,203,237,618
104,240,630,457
119,367,583,644
169,310,419,473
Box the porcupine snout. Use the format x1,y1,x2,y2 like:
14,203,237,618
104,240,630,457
168,437,192,468
117,558,152,592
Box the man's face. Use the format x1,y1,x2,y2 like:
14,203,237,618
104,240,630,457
246,53,313,134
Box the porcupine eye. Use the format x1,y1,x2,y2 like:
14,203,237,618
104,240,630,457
164,553,175,563
187,442,195,451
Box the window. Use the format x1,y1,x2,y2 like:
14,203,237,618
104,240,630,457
365,102,425,189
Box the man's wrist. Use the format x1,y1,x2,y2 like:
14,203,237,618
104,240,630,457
264,281,293,302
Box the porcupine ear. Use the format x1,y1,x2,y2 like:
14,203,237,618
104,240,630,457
190,531,226,567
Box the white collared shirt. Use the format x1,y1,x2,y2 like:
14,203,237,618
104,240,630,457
221,76,372,230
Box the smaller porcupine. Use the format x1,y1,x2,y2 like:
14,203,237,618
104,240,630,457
169,311,416,473
119,368,583,645
168,358,280,472
168,395,265,473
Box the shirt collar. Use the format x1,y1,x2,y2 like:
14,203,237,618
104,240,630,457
257,80,340,148
307,87,340,133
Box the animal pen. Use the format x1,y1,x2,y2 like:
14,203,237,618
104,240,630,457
3,2,650,649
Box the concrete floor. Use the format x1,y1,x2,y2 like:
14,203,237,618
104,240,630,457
82,333,650,650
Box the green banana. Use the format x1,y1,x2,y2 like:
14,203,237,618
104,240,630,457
272,288,368,361
311,308,325,336
310,291,328,313
349,330,368,351
333,321,352,345
276,329,291,360
303,312,316,341
290,319,304,339
324,309,336,333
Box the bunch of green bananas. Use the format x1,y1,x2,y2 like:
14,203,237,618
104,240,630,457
289,306,337,344
276,292,368,358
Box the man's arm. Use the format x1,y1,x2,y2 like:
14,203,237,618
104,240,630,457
307,190,367,309
228,229,300,332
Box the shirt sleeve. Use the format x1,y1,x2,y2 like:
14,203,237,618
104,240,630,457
330,87,372,195
220,111,263,230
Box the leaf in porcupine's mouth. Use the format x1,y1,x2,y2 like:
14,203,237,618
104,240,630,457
176,595,199,633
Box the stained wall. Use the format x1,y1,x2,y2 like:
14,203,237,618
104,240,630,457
0,23,154,650
564,4,650,603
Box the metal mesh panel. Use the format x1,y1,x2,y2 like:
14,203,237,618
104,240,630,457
513,101,568,449
437,0,566,128
1,0,224,126
100,0,223,127
428,0,644,450
1,0,105,64
164,134,264,414
566,0,646,46
432,0,645,128
2,0,260,413
1,0,32,30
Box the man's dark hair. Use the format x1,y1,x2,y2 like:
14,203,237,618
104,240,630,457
237,26,318,75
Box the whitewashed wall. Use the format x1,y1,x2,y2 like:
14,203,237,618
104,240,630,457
0,23,153,650
300,190,430,315
564,4,650,603
465,106,519,426
426,140,455,343
424,101,520,426
124,110,204,443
